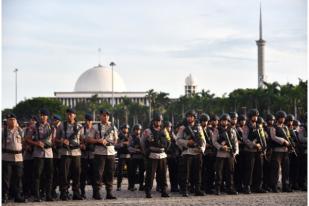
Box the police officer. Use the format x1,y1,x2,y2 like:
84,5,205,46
200,113,215,194
164,121,181,193
89,109,117,200
270,111,292,192
128,124,145,191
235,114,246,192
56,108,84,200
212,113,238,195
2,113,26,203
204,114,219,194
23,115,38,199
293,119,307,191
176,110,206,197
243,109,267,194
263,114,275,191
80,113,97,198
26,109,54,201
51,114,62,199
116,124,131,191
142,112,169,198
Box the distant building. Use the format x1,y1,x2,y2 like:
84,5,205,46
185,74,197,97
54,64,148,107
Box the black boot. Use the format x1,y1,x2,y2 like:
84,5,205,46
93,190,102,200
106,191,116,200
73,192,83,200
243,185,251,194
215,186,221,195
146,192,152,198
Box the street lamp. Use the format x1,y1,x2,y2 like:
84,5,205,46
13,68,18,106
110,62,116,107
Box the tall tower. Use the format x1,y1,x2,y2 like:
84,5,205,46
185,74,196,97
256,2,266,88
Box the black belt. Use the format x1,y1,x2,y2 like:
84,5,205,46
2,149,22,154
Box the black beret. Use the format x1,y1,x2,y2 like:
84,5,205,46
66,108,76,114
6,113,16,119
100,109,110,115
40,109,50,116
85,113,93,121
52,114,62,121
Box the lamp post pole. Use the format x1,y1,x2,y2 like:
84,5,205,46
13,68,18,106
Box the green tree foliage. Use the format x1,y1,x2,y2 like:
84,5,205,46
7,97,67,122
2,80,307,126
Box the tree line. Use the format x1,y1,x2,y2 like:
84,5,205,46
2,79,307,128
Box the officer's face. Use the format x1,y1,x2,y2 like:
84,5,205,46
86,120,92,126
186,115,195,124
231,118,237,126
267,120,274,126
212,120,219,127
165,125,172,132
67,112,76,122
7,118,17,128
30,119,37,125
278,117,285,124
201,121,207,127
251,116,258,123
153,120,162,128
220,119,228,127
40,115,48,123
100,113,109,123
135,129,141,136
122,128,129,134
239,120,246,126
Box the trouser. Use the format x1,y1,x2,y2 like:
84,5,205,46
299,153,307,189
243,152,263,190
202,154,216,192
33,158,53,199
145,158,168,194
52,158,60,192
167,157,179,191
234,151,245,191
80,157,95,193
289,153,300,189
117,157,131,189
262,156,272,190
270,151,290,189
2,161,23,200
128,158,145,188
23,159,34,197
215,157,235,190
60,156,81,195
179,154,203,193
93,155,115,194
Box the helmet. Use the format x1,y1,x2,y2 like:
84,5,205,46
286,114,295,122
185,110,197,118
229,112,238,119
199,113,210,122
163,121,172,128
120,124,130,130
153,112,163,121
133,124,142,131
292,120,300,127
266,114,275,122
210,115,219,121
84,113,93,121
220,113,231,121
257,117,265,125
275,111,287,120
238,114,246,122
248,109,259,118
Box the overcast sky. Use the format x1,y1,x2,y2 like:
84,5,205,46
2,0,307,109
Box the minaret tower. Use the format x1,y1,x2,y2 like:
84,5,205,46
256,1,266,88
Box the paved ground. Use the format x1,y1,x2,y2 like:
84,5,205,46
4,185,307,206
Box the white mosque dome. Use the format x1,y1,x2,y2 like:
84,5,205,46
74,64,126,92
185,74,196,86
